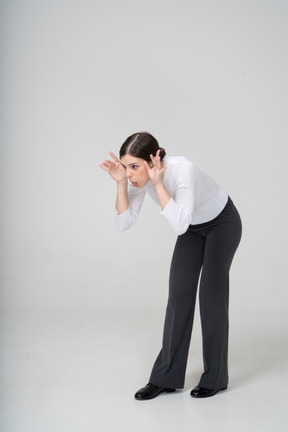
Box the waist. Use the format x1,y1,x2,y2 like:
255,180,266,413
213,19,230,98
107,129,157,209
189,196,236,229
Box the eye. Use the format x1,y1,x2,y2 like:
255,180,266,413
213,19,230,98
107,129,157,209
131,165,138,169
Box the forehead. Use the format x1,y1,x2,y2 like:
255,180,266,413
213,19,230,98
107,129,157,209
120,154,143,166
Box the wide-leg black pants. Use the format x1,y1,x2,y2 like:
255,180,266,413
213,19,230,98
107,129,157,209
149,197,242,390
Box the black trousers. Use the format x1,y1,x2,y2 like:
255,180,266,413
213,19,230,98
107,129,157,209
149,197,242,390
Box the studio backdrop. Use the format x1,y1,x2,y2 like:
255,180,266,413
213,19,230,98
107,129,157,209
0,0,287,348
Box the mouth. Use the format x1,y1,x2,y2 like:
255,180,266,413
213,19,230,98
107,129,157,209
131,182,138,187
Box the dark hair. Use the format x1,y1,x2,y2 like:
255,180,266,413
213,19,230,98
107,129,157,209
119,132,166,162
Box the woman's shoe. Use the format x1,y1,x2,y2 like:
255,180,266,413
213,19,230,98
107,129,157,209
190,385,227,398
134,383,176,400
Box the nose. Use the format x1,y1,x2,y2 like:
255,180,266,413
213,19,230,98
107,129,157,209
126,168,131,178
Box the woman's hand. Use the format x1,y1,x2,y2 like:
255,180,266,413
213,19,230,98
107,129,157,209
144,150,170,210
100,152,127,184
143,150,167,186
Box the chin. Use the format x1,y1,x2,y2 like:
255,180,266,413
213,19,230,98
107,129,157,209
138,183,148,189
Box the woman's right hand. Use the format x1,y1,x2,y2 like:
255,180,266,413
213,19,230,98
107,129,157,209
99,152,127,184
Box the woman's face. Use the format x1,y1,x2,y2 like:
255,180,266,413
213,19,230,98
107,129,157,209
120,154,150,188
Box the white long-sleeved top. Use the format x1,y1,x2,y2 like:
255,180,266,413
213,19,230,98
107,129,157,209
115,156,228,236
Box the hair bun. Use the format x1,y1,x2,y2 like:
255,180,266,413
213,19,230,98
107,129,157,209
159,147,166,160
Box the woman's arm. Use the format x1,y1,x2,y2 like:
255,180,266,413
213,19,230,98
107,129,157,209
115,180,129,215
100,151,129,214
144,153,195,235
100,151,145,230
154,182,171,211
143,150,171,210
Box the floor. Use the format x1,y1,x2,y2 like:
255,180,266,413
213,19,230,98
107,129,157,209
1,304,287,432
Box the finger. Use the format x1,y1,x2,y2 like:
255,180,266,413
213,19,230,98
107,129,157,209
150,154,157,166
156,150,161,166
99,163,111,173
100,161,115,173
104,160,115,168
109,151,120,163
143,160,149,168
151,152,160,167
143,160,151,171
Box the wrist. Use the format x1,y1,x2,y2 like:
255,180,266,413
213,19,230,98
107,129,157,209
154,180,164,188
117,178,128,186
154,182,171,210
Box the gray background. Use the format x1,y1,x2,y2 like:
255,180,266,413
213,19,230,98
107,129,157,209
1,1,287,431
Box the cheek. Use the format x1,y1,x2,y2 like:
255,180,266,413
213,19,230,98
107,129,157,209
140,167,149,179
135,166,145,176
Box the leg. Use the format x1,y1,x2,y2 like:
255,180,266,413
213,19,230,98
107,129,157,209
149,229,205,389
198,204,242,390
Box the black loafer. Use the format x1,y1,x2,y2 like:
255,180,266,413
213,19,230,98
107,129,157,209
190,385,227,398
134,383,176,400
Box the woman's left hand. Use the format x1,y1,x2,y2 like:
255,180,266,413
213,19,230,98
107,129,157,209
143,150,167,186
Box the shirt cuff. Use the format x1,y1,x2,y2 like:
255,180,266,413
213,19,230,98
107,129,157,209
114,208,136,231
161,198,191,235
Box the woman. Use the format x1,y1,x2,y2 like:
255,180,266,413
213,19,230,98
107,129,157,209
100,132,242,400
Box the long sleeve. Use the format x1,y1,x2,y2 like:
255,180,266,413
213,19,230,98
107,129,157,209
161,198,192,235
114,184,146,231
160,161,195,235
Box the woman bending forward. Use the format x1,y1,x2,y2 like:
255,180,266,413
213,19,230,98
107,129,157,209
100,132,242,400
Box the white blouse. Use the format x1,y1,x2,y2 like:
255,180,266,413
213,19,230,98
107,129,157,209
115,156,228,236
